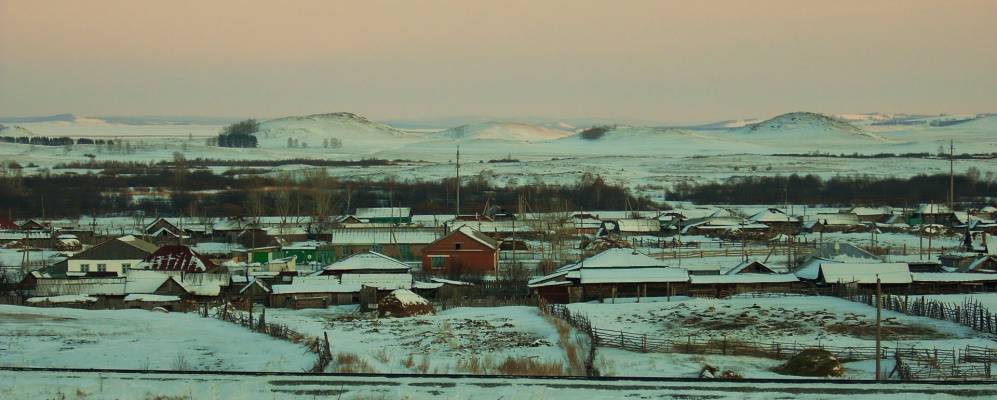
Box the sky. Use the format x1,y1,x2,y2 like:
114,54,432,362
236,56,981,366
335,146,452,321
1,0,996,124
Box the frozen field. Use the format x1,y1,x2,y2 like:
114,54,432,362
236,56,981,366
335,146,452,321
3,112,995,198
568,296,991,350
261,305,588,375
0,305,313,371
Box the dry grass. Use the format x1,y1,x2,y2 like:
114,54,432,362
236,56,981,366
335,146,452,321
401,354,415,369
372,348,391,364
545,316,588,375
416,356,431,374
334,352,375,373
496,356,565,376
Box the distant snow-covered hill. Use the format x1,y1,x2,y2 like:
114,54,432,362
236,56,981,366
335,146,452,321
739,112,885,141
0,124,34,137
432,121,574,142
255,112,414,149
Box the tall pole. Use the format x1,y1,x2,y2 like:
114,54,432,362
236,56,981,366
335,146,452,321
875,275,882,380
949,139,954,211
457,145,461,216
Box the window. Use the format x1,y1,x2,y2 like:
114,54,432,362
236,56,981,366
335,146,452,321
430,256,447,269
454,242,462,250
121,263,131,271
80,264,90,273
97,264,107,272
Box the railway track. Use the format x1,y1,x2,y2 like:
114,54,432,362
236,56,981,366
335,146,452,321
2,366,996,399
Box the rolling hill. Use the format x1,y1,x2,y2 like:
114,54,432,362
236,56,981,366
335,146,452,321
432,121,574,142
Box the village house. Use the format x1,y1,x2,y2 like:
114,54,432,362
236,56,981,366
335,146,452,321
51,235,158,277
810,262,913,290
422,226,499,276
748,208,801,234
688,259,801,298
803,212,864,233
848,207,894,223
528,248,689,303
313,251,414,291
355,207,412,224
910,203,960,226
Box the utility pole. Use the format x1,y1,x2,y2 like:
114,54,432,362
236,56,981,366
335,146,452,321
949,139,955,211
455,146,461,217
875,274,882,380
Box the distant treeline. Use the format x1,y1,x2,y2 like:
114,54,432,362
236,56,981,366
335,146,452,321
215,119,259,148
771,152,997,160
52,158,407,171
0,136,117,146
670,173,997,206
0,168,653,218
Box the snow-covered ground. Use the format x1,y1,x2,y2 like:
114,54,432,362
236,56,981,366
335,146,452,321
568,295,992,359
3,111,995,199
0,305,313,371
5,369,997,400
260,305,587,375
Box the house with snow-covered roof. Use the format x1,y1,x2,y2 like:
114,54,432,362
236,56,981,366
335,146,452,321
528,248,688,303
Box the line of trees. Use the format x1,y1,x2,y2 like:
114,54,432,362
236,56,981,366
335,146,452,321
0,136,116,146
669,172,996,206
0,168,654,219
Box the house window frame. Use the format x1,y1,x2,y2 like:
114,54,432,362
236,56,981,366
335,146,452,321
97,263,107,272
80,264,90,273
454,242,463,250
429,255,448,270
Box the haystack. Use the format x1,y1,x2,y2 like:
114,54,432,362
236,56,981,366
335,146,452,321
773,348,844,377
377,289,435,317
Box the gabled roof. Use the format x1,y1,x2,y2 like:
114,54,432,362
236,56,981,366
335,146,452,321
142,245,217,272
117,235,159,253
817,263,911,284
723,260,776,275
432,226,498,250
239,278,270,294
67,237,157,262
571,248,668,269
749,208,794,223
318,251,410,272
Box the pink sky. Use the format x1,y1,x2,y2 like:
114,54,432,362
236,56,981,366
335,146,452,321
1,0,995,122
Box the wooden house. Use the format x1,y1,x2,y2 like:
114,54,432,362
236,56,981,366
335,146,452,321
422,226,499,276
528,248,689,303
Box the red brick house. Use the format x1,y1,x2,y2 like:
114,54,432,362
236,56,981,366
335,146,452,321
422,226,499,276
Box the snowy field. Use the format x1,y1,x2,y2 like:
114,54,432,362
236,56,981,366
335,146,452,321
3,112,995,199
261,305,588,375
0,305,313,371
568,296,994,378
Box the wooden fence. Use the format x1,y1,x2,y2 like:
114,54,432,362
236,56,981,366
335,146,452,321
212,303,332,372
539,302,994,380
842,291,997,335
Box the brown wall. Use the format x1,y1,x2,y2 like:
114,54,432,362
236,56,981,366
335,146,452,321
422,232,498,275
